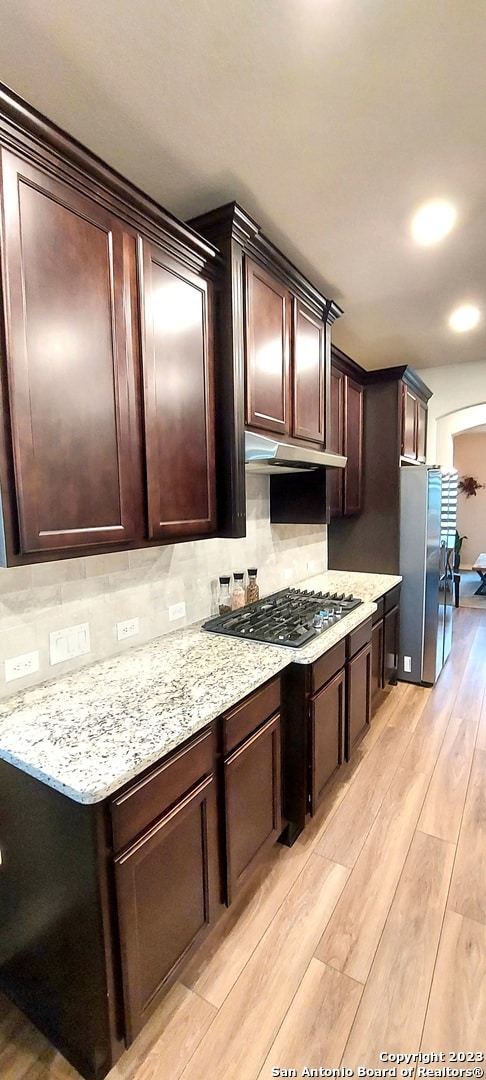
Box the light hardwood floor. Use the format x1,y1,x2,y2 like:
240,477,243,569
1,606,485,1079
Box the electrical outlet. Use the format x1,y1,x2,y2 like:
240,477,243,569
5,650,40,682
169,601,186,621
403,655,412,673
284,568,292,581
50,623,90,665
117,618,140,641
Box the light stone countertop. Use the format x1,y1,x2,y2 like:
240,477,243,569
0,569,400,805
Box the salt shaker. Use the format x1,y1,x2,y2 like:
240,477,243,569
231,572,245,609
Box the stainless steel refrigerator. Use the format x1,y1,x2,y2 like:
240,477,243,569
399,467,455,686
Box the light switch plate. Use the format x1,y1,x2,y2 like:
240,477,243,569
50,623,90,665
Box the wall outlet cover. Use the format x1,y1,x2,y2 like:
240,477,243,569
117,618,140,641
5,650,40,682
169,602,186,621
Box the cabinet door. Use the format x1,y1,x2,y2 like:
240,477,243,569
292,300,325,443
329,367,344,517
402,385,417,459
0,149,135,555
224,712,281,903
417,399,427,462
115,775,218,1041
140,241,216,540
371,619,385,715
244,258,291,436
343,377,363,516
346,641,372,760
384,604,399,685
310,668,344,813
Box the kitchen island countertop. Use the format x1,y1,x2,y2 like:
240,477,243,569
0,569,400,804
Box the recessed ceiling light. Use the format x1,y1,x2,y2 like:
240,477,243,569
448,304,481,332
411,199,457,245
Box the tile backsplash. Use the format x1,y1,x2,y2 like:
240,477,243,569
0,476,327,698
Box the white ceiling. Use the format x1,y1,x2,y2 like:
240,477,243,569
1,0,486,372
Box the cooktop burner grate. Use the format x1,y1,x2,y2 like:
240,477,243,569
202,587,363,648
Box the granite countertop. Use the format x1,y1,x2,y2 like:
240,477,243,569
0,569,400,805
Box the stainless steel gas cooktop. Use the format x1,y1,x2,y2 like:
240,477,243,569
202,587,363,648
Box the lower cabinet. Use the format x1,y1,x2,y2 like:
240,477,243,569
346,639,372,759
111,728,219,1041
220,676,281,904
345,618,372,759
371,616,385,712
371,585,401,717
280,639,346,843
384,602,400,686
310,668,345,812
0,611,401,1080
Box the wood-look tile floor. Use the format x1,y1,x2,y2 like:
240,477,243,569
2,606,485,1079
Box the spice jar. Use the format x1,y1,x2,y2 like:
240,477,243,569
231,572,246,610
218,576,232,614
246,568,259,604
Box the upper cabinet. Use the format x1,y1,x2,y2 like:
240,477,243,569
329,349,364,519
244,260,328,447
140,242,215,541
401,383,427,463
328,363,432,575
0,150,136,557
244,259,291,437
0,85,217,565
189,202,342,535
292,300,326,444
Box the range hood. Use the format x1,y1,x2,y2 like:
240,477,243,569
245,431,347,474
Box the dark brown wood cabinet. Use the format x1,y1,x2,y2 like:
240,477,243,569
115,774,217,1040
417,398,427,462
329,367,345,516
0,149,136,557
245,261,328,448
140,242,216,541
0,724,220,1078
329,351,363,518
292,299,326,443
0,85,218,565
346,640,372,759
188,202,342,534
220,676,281,903
370,585,400,717
310,667,345,812
384,601,400,687
401,383,427,463
371,616,385,713
344,376,364,515
280,638,346,843
245,258,291,436
329,364,431,575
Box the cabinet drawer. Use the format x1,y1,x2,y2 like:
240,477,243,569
111,727,214,853
310,639,346,694
371,597,384,625
222,676,280,755
384,584,401,613
346,617,372,661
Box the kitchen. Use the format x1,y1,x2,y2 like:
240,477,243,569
0,2,485,1078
